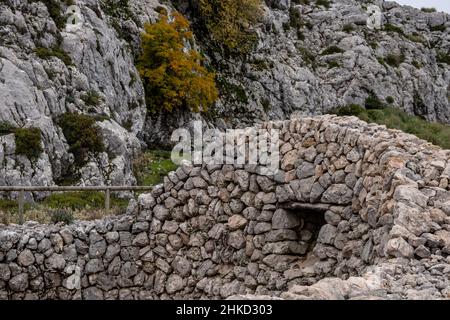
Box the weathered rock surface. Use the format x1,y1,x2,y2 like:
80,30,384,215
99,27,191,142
188,0,450,130
0,0,152,191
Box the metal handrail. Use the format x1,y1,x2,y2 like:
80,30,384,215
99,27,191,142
0,186,154,225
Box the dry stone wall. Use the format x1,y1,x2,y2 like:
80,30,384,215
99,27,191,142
1,115,450,300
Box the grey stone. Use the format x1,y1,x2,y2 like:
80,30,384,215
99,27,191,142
228,215,248,231
85,259,104,275
83,287,104,300
45,254,66,271
132,232,149,247
272,209,301,229
265,230,298,242
17,249,35,267
228,231,246,249
105,232,120,244
154,205,170,221
394,186,429,208
256,176,276,192
89,240,107,259
296,162,315,180
8,273,28,292
321,184,353,205
415,245,431,258
318,225,338,245
172,256,192,277
166,274,184,294
254,223,272,234
324,211,341,226
385,238,414,258
0,264,11,281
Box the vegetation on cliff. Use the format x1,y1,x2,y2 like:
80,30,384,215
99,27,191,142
137,11,218,113
58,113,105,167
197,0,263,55
331,104,450,149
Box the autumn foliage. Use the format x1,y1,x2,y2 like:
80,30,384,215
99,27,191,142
137,11,218,113
198,0,263,55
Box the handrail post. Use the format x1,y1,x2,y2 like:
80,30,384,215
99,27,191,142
105,188,110,214
18,189,24,225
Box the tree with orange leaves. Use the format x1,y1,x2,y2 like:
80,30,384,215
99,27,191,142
137,11,218,113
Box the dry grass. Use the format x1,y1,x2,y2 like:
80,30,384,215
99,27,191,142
0,201,127,226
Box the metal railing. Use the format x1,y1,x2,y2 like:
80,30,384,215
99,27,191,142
0,186,154,224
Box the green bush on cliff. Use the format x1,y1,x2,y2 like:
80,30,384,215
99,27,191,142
15,128,43,160
58,113,105,166
35,46,72,66
330,105,450,149
197,0,263,55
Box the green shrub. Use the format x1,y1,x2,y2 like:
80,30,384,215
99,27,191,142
385,53,405,67
437,51,450,65
406,33,426,44
297,46,316,65
386,96,395,104
377,57,387,68
250,59,270,71
421,7,436,13
315,0,331,9
261,98,270,112
430,25,446,32
198,0,263,55
81,90,102,106
133,150,178,186
58,113,105,166
384,23,405,35
342,24,354,33
216,77,248,104
43,191,128,211
50,209,74,225
321,46,344,55
331,104,366,117
35,46,72,66
44,192,103,210
101,0,133,19
289,7,303,30
0,122,16,135
327,61,340,68
15,128,43,160
30,0,66,29
0,199,19,212
329,106,450,149
412,60,422,69
365,92,386,110
368,41,379,50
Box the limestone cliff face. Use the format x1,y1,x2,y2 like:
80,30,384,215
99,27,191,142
195,0,450,127
0,0,449,190
0,0,155,190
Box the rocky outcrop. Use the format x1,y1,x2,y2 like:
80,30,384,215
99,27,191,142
0,0,153,191
198,0,450,127
1,115,450,300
